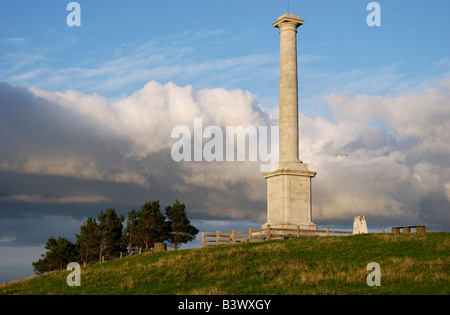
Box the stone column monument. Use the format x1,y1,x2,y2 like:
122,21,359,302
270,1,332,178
262,13,317,231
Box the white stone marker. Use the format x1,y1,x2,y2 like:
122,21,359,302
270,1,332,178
353,216,369,235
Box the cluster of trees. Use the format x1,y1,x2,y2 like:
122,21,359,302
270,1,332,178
32,200,199,274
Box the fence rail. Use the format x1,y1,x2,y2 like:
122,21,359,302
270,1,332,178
201,225,353,248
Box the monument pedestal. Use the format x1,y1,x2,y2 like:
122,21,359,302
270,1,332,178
262,162,317,231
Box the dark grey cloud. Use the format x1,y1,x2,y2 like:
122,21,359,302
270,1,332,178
0,81,271,247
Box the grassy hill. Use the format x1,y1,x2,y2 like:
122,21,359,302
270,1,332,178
1,232,449,295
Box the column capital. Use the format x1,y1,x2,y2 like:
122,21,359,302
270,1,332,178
273,13,304,30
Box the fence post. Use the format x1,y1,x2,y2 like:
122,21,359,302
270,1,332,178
417,226,426,233
266,224,271,241
216,230,220,245
202,231,206,248
120,252,122,259
139,247,142,255
296,226,300,237
326,227,330,236
231,228,236,244
392,227,400,234
249,227,253,243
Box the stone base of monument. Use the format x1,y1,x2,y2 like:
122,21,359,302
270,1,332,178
263,164,317,235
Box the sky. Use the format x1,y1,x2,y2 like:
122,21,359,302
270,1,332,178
1,0,450,283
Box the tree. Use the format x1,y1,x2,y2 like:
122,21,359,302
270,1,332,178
76,216,99,265
103,209,126,258
165,200,199,250
124,209,139,255
32,236,79,274
96,209,125,261
135,201,169,252
76,209,125,264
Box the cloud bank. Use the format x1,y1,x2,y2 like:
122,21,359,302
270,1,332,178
302,80,450,226
0,79,449,246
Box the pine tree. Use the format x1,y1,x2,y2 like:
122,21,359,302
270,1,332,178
165,200,199,250
105,209,125,258
135,201,169,252
95,211,108,262
97,209,125,261
124,209,139,255
76,209,125,263
32,236,79,274
76,216,99,265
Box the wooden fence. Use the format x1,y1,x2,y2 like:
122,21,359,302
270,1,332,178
201,225,353,248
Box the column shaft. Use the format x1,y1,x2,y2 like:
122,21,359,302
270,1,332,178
279,26,298,163
274,15,303,164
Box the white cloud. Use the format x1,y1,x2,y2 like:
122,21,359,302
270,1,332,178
326,82,450,140
3,37,29,44
0,236,17,243
1,79,449,231
30,81,269,160
3,31,277,98
299,81,450,226
9,69,45,81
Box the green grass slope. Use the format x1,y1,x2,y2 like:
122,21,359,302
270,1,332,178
1,232,449,295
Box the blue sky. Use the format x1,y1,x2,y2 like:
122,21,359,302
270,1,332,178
2,1,449,112
1,1,449,283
